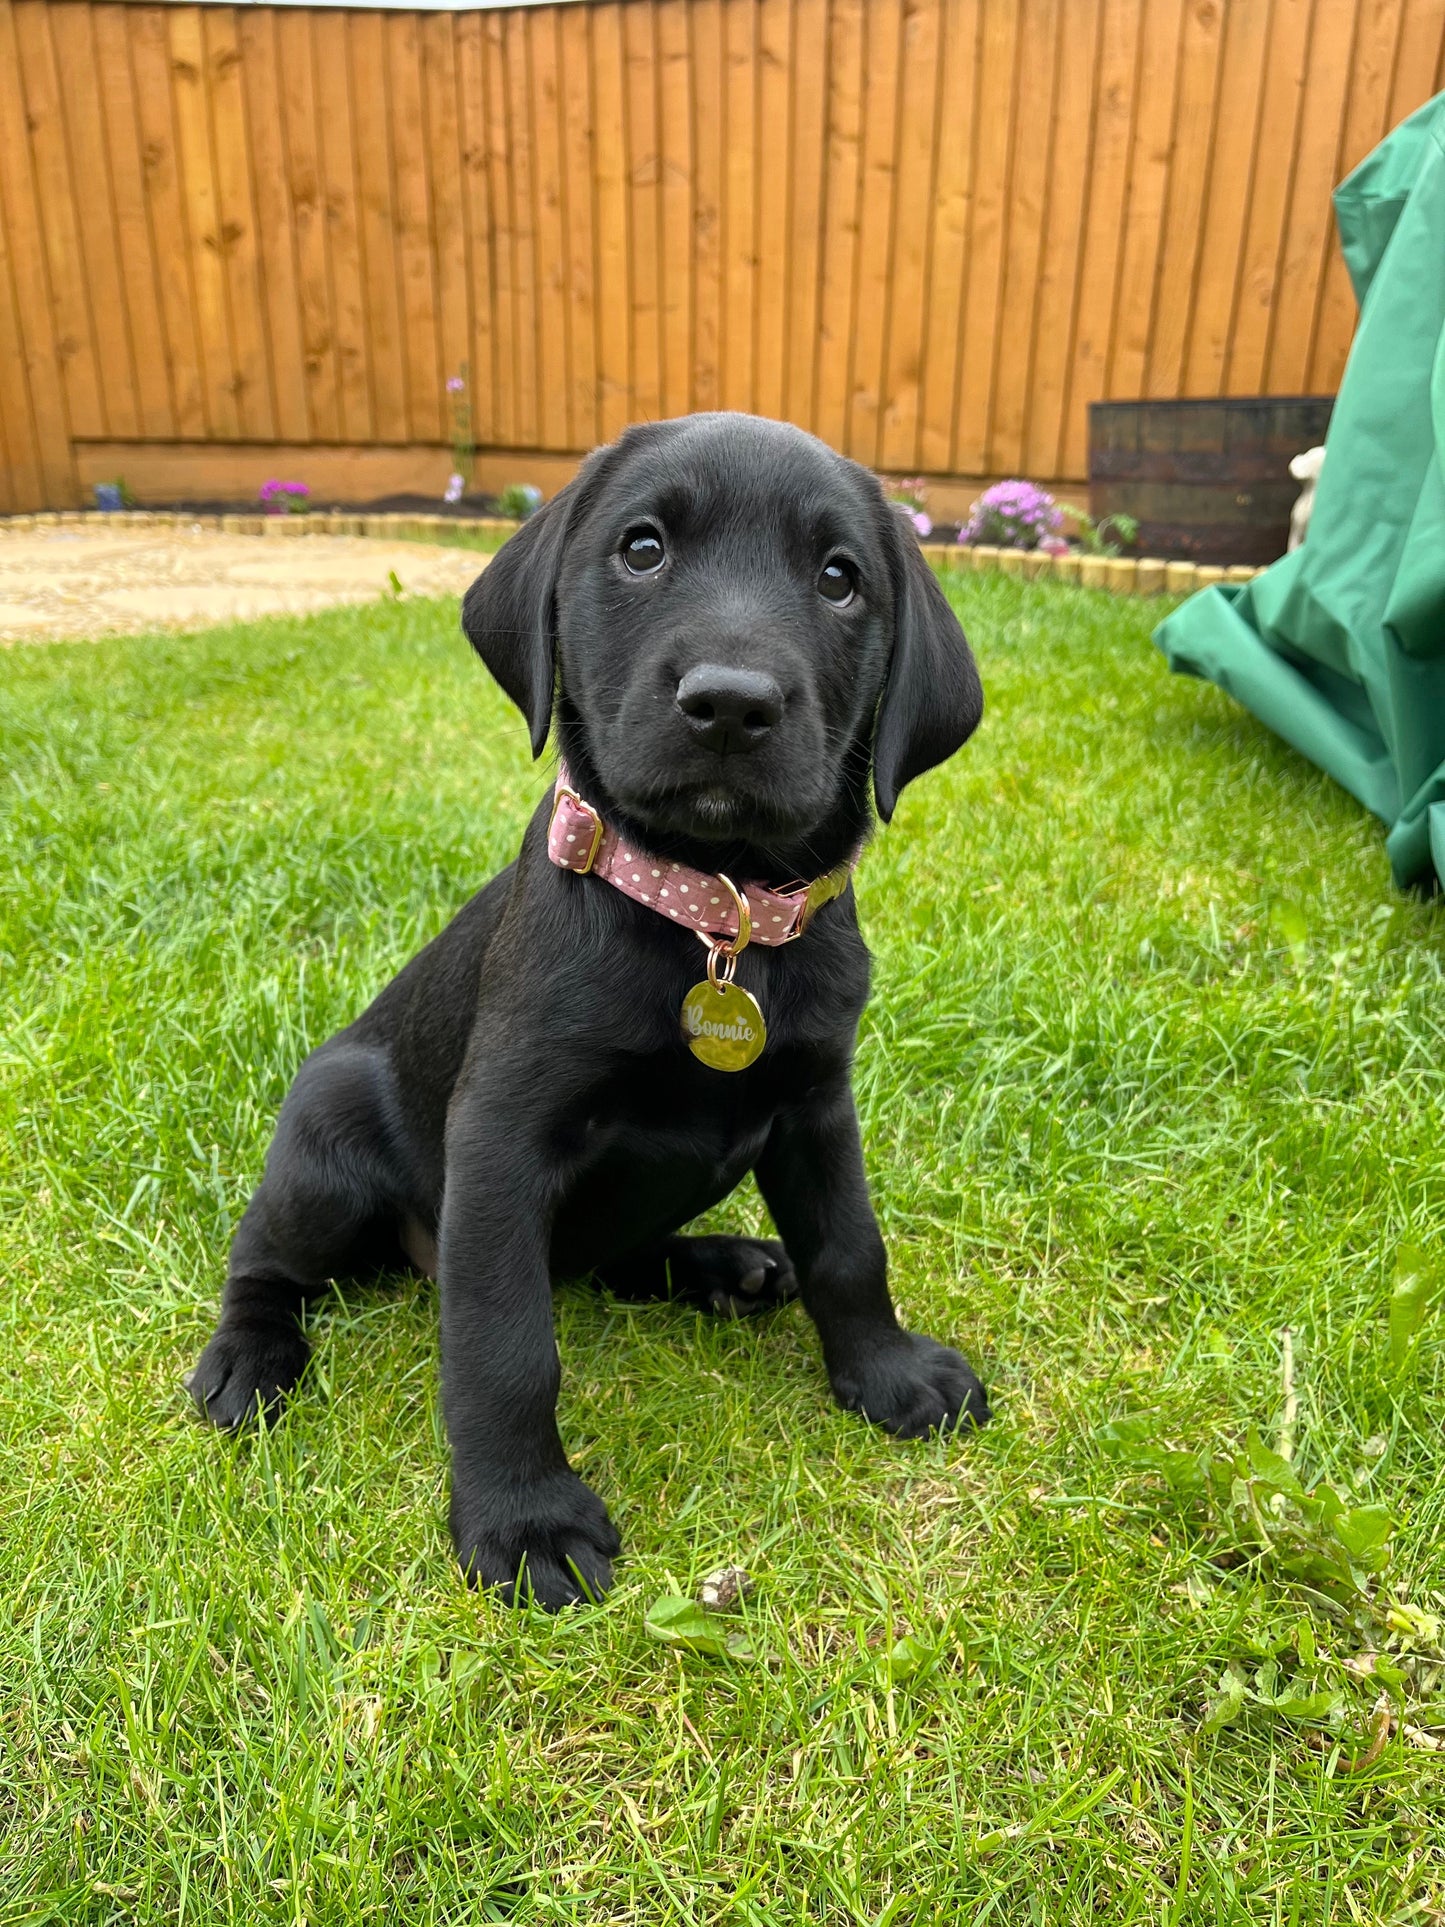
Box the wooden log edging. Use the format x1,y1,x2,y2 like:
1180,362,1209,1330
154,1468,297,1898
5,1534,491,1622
0,510,519,541
0,512,1263,598
917,542,1263,597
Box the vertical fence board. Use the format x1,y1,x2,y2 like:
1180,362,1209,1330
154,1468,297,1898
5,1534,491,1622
1179,0,1271,400
0,145,48,509
12,2,108,438
951,0,1020,473
528,7,572,447
351,12,409,441
423,15,473,447
656,0,693,419
690,0,723,412
386,12,443,443
783,0,828,430
848,0,902,465
456,12,497,446
1106,0,1186,407
50,4,143,440
989,0,1063,476
1024,0,1101,478
127,5,206,436
92,5,175,439
167,6,240,438
878,0,942,473
720,0,757,411
814,0,864,452
916,0,979,475
557,1,598,442
1390,0,1445,125
1144,0,1226,403
238,8,309,440
312,10,372,441
276,10,341,441
4,0,1445,513
591,2,632,438
1308,0,1400,393
204,6,275,439
1267,0,1360,394
624,0,663,423
754,0,791,424
1226,0,1315,395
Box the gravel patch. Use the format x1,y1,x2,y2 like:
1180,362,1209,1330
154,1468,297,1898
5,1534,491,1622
0,526,485,644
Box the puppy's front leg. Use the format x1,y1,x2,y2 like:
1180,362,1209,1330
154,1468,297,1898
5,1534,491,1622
439,1091,619,1609
757,1080,990,1437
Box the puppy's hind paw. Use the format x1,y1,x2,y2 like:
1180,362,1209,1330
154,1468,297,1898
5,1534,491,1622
673,1236,799,1319
186,1319,310,1429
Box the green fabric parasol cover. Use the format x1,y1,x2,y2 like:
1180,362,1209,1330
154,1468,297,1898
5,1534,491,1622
1153,92,1445,888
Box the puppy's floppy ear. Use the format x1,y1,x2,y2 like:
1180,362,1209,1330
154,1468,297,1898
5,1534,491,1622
872,510,983,822
460,487,574,757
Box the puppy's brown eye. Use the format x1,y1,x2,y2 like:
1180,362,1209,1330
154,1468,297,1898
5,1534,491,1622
818,558,857,606
622,527,665,574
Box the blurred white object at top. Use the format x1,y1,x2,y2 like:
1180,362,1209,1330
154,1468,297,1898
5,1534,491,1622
1288,446,1326,551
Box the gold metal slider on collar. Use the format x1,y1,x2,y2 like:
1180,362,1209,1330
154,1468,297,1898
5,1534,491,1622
792,859,853,936
549,785,605,872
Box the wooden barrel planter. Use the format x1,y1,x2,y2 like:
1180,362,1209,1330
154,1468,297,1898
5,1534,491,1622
1088,397,1335,566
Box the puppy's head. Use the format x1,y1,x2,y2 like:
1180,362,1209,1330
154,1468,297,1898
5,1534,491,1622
462,414,981,866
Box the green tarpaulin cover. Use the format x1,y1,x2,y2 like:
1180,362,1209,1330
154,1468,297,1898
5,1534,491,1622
1154,92,1445,889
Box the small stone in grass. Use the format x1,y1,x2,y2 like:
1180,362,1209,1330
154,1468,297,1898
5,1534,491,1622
698,1566,752,1611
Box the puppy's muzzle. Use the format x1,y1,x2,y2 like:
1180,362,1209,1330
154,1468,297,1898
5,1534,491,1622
675,664,783,756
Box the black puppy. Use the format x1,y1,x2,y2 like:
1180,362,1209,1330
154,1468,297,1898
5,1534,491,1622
189,412,987,1607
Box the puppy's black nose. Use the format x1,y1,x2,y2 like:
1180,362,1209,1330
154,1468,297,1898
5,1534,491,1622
675,665,783,754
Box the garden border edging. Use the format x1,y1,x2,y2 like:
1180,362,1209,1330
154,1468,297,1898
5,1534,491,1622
0,511,1264,599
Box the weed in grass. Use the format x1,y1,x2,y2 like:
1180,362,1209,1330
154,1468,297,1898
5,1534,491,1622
3,572,1445,1922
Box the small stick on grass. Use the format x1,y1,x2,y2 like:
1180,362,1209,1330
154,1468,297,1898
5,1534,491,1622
1338,1693,1392,1775
1278,1326,1297,1464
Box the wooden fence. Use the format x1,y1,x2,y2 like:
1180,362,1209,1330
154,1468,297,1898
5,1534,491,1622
2,0,1444,514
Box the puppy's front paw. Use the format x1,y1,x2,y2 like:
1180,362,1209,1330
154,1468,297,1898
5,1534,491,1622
186,1319,310,1429
452,1471,620,1610
831,1331,989,1438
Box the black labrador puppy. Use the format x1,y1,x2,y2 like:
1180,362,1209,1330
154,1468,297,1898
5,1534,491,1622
189,412,987,1607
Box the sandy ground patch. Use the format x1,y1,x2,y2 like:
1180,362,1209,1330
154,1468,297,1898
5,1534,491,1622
0,526,486,644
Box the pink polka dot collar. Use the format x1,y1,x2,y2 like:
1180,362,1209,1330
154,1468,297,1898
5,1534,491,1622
546,764,858,946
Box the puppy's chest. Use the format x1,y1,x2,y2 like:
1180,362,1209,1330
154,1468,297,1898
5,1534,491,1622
550,1058,781,1269
572,1047,782,1162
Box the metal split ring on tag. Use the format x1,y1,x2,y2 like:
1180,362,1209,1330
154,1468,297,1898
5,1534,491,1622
679,874,768,1072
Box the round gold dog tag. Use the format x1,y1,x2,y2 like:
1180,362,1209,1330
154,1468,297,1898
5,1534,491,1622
680,980,767,1071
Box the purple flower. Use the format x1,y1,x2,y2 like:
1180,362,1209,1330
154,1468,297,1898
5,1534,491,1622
446,375,466,395
258,479,310,514
911,509,933,538
963,479,1063,551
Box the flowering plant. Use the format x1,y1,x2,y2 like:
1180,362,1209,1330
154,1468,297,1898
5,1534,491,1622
963,479,1063,550
446,367,474,491
883,476,933,538
259,479,310,515
1061,505,1139,557
498,482,544,520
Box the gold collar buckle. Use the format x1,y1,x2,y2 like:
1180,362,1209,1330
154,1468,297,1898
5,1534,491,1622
794,860,852,935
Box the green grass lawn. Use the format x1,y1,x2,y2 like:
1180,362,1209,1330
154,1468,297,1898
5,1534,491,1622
3,571,1444,1925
